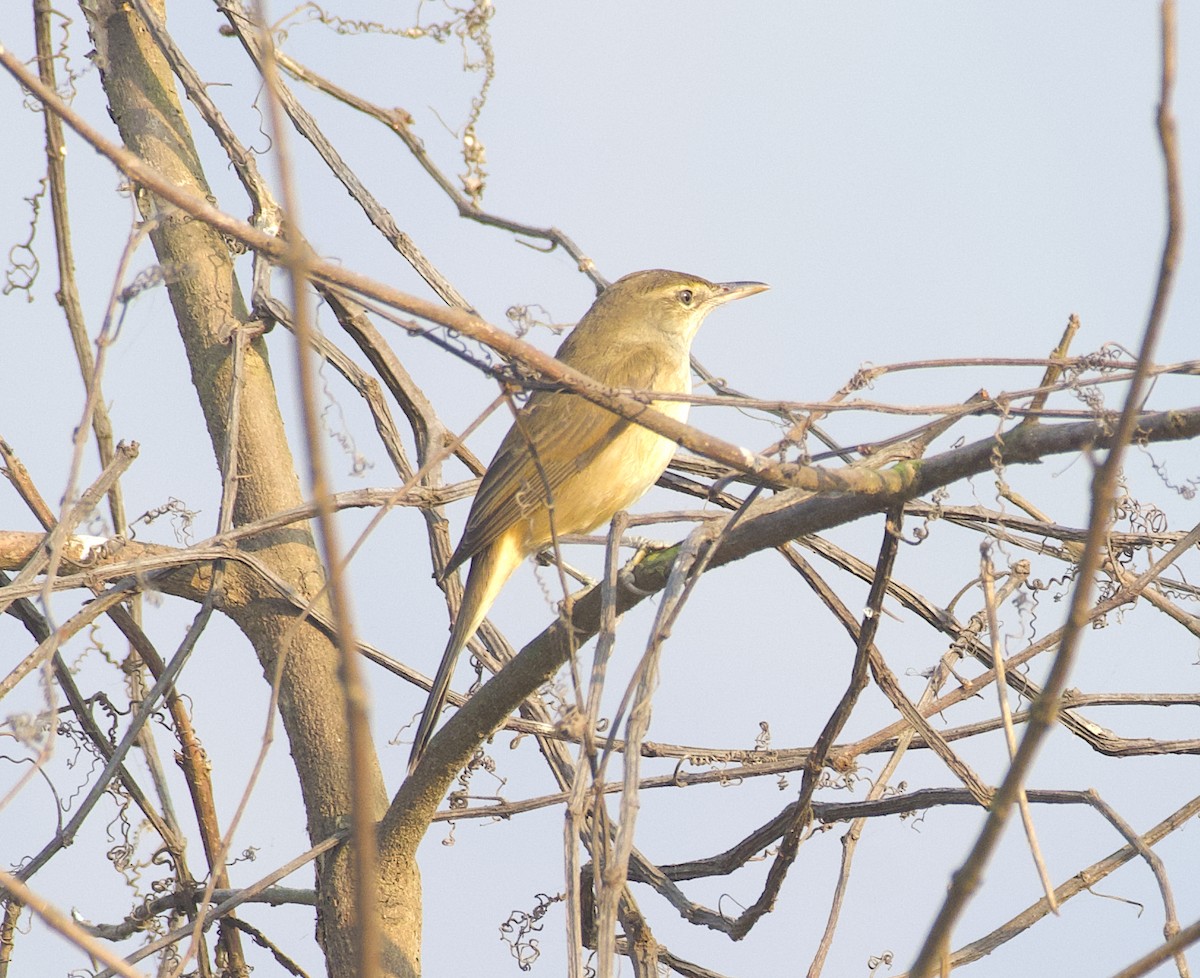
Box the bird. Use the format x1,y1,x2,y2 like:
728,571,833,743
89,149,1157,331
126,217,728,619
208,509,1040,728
407,269,768,774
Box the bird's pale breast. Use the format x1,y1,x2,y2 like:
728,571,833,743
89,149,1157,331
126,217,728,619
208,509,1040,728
512,393,688,553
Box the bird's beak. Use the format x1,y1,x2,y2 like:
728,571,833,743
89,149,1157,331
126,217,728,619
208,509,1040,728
711,281,770,305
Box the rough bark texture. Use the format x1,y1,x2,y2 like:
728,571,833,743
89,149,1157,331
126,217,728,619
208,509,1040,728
80,2,417,974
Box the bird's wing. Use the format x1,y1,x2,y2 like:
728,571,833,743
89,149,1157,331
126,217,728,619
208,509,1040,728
446,352,665,574
445,394,630,573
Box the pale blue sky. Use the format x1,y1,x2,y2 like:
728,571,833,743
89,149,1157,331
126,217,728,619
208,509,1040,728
1,3,1198,976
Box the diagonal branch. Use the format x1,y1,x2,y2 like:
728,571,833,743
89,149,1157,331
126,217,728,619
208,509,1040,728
908,3,1185,972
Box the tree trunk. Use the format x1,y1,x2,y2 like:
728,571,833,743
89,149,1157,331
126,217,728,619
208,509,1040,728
80,2,418,973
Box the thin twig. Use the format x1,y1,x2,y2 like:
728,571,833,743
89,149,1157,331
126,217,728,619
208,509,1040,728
909,4,1184,972
95,832,348,977
891,793,1200,975
980,544,1058,912
244,5,379,975
0,872,146,978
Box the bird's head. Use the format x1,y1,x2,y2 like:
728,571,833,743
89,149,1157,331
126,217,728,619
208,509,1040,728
595,269,769,346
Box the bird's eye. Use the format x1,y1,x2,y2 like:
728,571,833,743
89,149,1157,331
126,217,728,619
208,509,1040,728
677,289,694,306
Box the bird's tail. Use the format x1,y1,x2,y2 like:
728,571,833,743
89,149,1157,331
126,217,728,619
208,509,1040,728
407,539,518,776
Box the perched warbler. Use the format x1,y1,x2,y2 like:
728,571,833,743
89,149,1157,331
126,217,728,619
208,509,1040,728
407,269,768,774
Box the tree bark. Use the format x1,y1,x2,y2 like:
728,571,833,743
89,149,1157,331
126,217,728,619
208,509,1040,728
79,2,416,974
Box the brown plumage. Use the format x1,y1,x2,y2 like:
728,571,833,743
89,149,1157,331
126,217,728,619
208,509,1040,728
408,269,768,774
